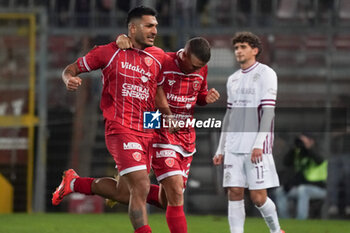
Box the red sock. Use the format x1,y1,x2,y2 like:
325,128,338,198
166,205,187,233
146,184,162,208
73,177,94,195
135,225,152,233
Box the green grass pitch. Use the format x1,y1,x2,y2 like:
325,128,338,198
0,213,349,233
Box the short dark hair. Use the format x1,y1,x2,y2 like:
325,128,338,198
232,32,262,58
187,37,211,63
126,5,157,26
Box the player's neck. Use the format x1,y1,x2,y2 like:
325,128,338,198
240,59,257,70
129,37,145,50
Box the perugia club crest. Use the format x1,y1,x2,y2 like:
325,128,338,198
165,158,175,167
168,80,176,86
144,57,153,66
132,152,142,161
193,81,200,91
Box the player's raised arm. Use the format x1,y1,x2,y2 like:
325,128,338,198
62,62,82,91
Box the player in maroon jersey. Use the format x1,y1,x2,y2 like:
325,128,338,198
116,36,220,233
52,6,171,233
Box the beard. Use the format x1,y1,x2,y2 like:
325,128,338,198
135,35,153,49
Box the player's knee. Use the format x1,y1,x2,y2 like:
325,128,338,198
129,178,150,198
167,185,183,205
228,188,244,200
250,193,266,207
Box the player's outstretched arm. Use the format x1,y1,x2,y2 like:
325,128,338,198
205,88,220,104
116,34,133,50
62,62,82,91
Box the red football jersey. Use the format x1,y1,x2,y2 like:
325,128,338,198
153,50,208,154
76,42,165,135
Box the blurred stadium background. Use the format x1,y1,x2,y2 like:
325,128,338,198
0,0,349,222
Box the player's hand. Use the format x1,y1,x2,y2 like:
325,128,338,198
251,148,263,164
116,34,133,50
213,154,224,165
166,115,180,134
64,76,82,91
205,88,220,104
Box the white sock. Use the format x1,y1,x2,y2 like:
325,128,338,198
255,197,281,233
228,200,245,233
70,178,76,192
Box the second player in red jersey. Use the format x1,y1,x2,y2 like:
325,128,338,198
151,38,219,233
153,50,209,154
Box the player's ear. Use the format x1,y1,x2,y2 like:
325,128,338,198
128,22,136,34
183,49,191,60
252,47,259,56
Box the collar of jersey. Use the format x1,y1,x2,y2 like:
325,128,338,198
241,62,259,73
175,49,184,70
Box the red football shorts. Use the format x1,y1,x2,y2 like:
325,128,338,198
151,147,193,188
105,133,153,176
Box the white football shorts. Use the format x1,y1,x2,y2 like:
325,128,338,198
223,152,280,190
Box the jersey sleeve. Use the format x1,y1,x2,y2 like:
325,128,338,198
260,68,277,108
196,66,209,106
157,68,166,86
157,53,169,86
76,44,111,72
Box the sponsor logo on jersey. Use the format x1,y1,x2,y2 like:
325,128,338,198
235,87,255,95
122,83,150,100
143,110,161,129
132,152,142,161
165,158,175,167
156,150,176,158
121,62,152,78
144,57,153,66
168,80,176,86
166,93,196,103
193,80,200,91
123,142,142,150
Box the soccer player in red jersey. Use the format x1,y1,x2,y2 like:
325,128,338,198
52,6,170,233
151,37,220,233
